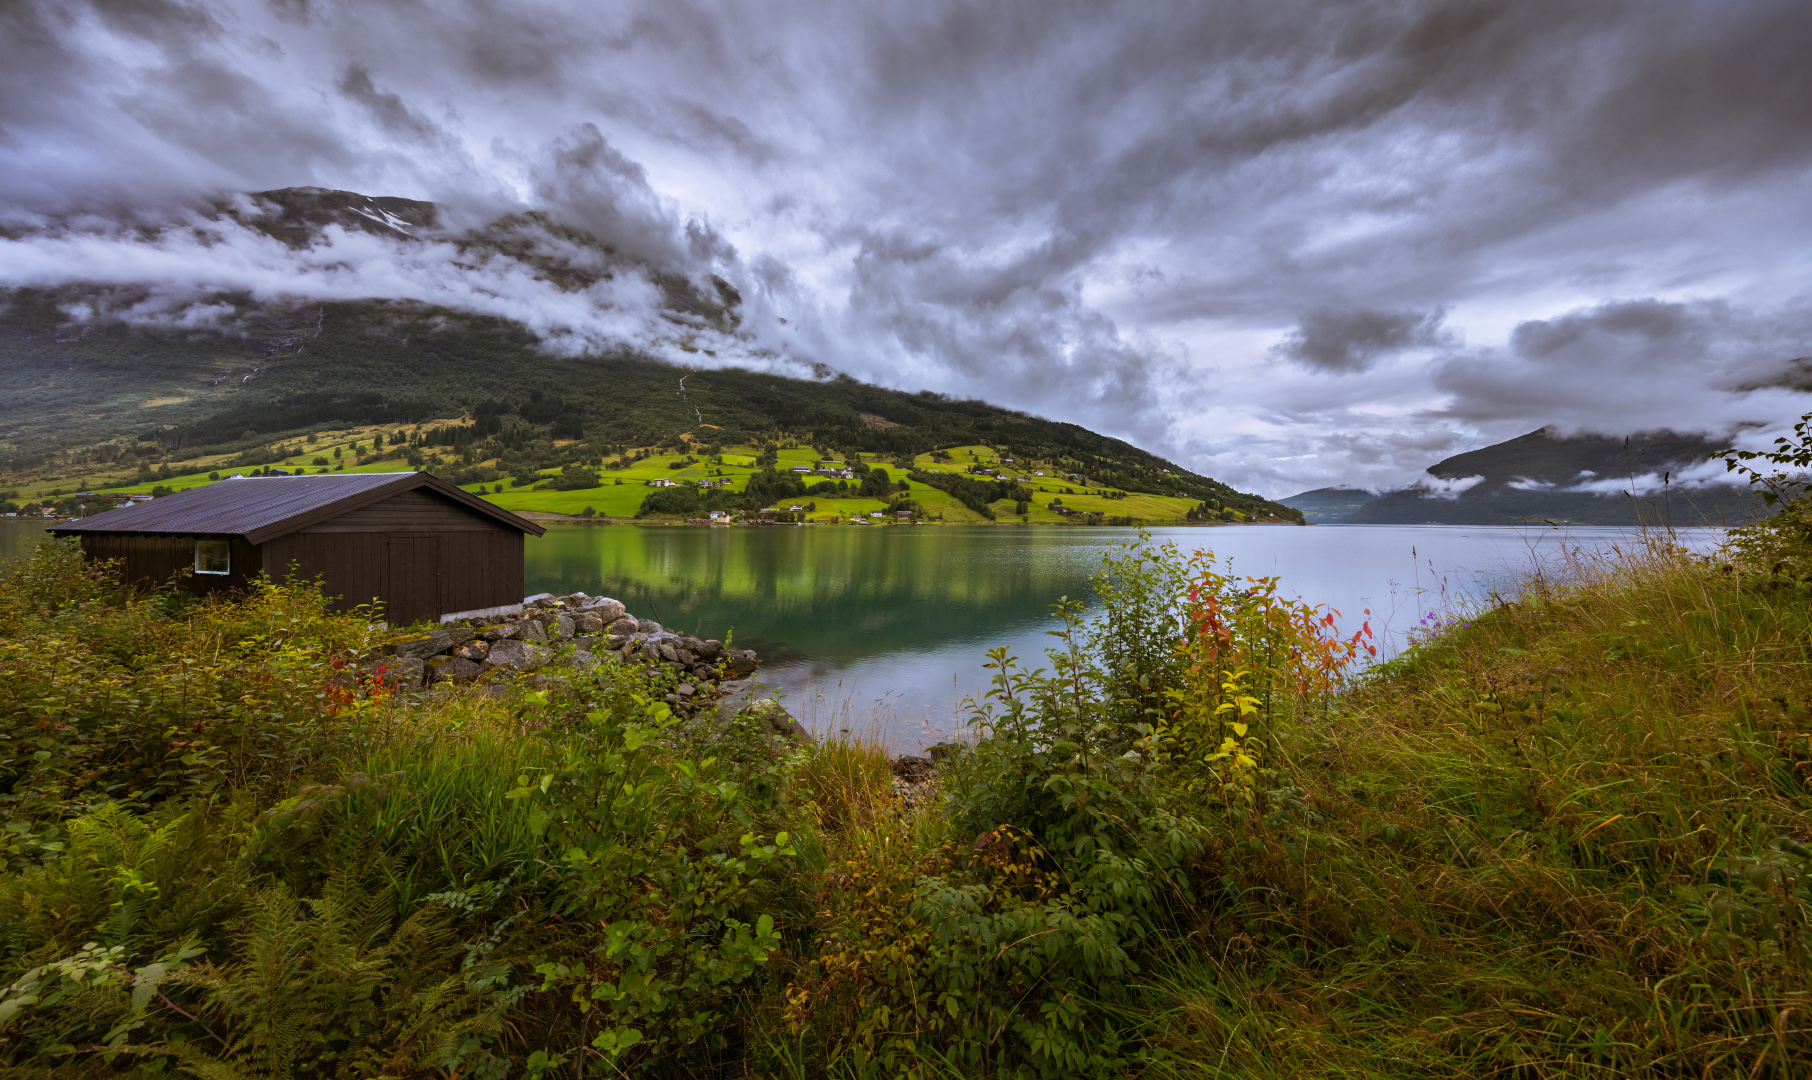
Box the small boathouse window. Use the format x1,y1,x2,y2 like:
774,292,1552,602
194,539,231,576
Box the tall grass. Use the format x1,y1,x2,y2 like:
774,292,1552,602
1145,533,1812,1078
7,528,1812,1077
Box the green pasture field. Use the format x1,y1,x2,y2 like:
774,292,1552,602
16,430,1201,525
907,443,1202,522
7,420,455,499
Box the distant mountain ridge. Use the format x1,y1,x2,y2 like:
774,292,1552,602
1287,427,1764,526
1277,487,1377,524
0,187,1298,520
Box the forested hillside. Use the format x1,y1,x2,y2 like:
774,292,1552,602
0,289,1297,520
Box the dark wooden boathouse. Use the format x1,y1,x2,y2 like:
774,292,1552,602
52,472,545,625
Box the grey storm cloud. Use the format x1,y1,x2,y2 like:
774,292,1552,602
3,0,1812,494
1433,299,1812,436
1275,307,1454,373
337,64,440,141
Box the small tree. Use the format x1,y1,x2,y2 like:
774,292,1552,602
1717,411,1812,577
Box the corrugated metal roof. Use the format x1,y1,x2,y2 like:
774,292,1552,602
55,474,416,538
53,471,544,541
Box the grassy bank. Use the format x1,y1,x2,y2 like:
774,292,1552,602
2,514,1810,1075
1145,534,1812,1076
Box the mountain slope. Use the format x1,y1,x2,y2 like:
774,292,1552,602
1341,427,1762,526
0,186,1295,519
1278,487,1378,523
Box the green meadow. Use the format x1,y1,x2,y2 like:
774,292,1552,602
9,427,1216,526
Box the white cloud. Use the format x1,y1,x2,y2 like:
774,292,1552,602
1557,456,1736,495
1410,474,1486,500
0,207,813,375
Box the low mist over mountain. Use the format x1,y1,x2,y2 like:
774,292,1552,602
1,185,755,369
0,191,1294,521
1285,428,1764,526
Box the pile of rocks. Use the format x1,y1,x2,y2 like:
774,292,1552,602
888,746,955,809
361,592,766,721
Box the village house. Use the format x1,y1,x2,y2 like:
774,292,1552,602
52,473,543,625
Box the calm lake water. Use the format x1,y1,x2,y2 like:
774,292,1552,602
2,519,1721,749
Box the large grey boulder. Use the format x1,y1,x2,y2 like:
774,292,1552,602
483,639,548,672
735,698,813,743
548,613,574,640
452,639,490,661
572,596,628,622
892,756,937,783
476,623,521,642
572,611,605,634
712,682,806,739
425,655,483,684
715,679,754,709
516,620,549,643
390,629,453,659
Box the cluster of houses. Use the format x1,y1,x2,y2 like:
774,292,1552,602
1046,499,1105,520
645,477,736,489
5,491,158,519
789,460,856,479
682,506,915,526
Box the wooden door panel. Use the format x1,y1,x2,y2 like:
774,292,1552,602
386,535,444,624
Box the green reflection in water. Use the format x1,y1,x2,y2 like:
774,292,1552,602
526,524,1111,666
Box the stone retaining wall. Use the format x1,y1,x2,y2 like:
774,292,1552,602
360,592,782,729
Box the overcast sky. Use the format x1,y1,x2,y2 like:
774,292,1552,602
4,0,1812,495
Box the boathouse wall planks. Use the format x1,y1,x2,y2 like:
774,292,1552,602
52,473,542,625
